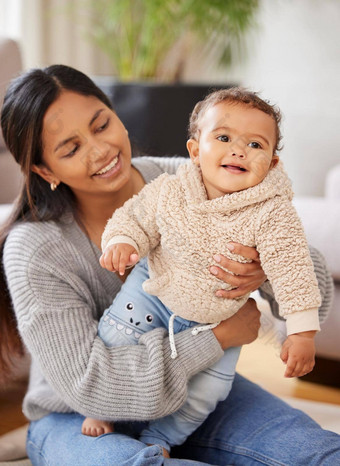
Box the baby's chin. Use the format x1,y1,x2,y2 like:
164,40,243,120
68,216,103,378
220,178,265,194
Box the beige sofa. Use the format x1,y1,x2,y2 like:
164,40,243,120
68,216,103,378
292,166,340,387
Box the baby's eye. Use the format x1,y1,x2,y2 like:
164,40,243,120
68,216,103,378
248,141,261,149
125,302,134,311
145,314,153,323
217,135,230,143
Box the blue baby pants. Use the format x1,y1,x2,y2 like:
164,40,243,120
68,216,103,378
98,258,241,452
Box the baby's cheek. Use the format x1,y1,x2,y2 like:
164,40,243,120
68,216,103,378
249,153,272,182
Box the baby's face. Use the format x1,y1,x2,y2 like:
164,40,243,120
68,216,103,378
187,102,279,200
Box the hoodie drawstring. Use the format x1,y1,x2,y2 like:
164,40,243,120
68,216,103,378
191,322,220,336
169,313,178,359
169,314,220,359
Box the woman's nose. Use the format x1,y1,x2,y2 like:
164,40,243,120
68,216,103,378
87,141,111,170
89,138,110,160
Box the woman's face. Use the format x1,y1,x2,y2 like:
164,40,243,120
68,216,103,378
36,91,132,200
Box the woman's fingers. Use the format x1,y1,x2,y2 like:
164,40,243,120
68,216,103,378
210,243,267,295
215,283,261,299
212,256,259,276
210,265,265,297
211,266,257,287
226,242,260,262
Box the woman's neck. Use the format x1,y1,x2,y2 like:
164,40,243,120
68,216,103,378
76,166,145,249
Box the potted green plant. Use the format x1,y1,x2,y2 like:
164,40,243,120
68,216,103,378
77,0,260,156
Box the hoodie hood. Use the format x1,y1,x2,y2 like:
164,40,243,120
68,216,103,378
177,160,293,213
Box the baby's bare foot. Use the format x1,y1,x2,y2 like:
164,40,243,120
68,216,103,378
81,417,114,437
162,447,170,458
147,443,170,458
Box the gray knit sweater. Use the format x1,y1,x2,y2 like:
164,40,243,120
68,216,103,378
3,157,333,422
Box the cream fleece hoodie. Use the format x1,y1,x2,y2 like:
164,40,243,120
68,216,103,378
102,161,321,335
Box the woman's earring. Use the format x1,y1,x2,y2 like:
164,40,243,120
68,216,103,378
50,182,57,191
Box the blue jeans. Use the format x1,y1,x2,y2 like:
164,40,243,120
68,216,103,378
27,375,340,465
97,258,241,451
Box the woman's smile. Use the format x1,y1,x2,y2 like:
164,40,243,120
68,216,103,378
92,153,121,178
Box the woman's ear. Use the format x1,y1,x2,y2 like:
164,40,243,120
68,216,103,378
31,164,59,185
187,139,200,165
270,155,279,169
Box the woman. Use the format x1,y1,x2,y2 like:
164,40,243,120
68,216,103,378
0,65,338,465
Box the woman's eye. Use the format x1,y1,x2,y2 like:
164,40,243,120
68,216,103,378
145,314,153,323
64,144,79,158
248,141,261,149
217,135,230,142
96,118,110,133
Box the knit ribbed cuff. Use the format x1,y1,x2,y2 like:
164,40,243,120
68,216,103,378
285,308,320,335
103,235,139,253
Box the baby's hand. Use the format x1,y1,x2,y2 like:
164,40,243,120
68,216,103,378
100,243,139,275
280,331,316,378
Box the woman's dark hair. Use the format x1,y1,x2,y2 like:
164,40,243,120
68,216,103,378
0,65,113,382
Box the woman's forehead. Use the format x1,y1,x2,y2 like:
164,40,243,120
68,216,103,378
44,92,104,128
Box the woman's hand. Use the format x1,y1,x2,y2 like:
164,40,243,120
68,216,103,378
212,298,261,350
210,242,266,298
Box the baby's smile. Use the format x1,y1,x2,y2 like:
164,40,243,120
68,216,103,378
221,163,248,174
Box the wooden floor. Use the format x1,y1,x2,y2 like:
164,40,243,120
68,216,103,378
0,378,28,436
236,295,340,406
1,308,340,437
238,332,340,406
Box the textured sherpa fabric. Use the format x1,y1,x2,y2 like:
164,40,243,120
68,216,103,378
102,160,321,325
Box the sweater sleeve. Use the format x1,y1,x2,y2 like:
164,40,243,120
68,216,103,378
141,156,189,176
101,173,168,257
255,199,322,330
3,224,223,422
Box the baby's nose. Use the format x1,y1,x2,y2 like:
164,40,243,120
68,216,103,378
232,151,246,159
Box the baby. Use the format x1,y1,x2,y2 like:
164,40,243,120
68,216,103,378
83,88,321,456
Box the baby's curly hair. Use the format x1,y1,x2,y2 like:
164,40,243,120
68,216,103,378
188,87,283,154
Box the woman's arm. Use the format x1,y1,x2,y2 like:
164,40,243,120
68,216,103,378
3,226,221,421
142,156,189,176
4,223,259,422
213,298,261,349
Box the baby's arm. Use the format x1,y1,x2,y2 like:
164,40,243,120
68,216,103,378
255,199,322,377
101,173,168,261
255,199,321,322
280,331,316,378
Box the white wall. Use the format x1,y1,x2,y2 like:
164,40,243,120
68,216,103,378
185,0,340,196
0,0,22,39
19,0,114,74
